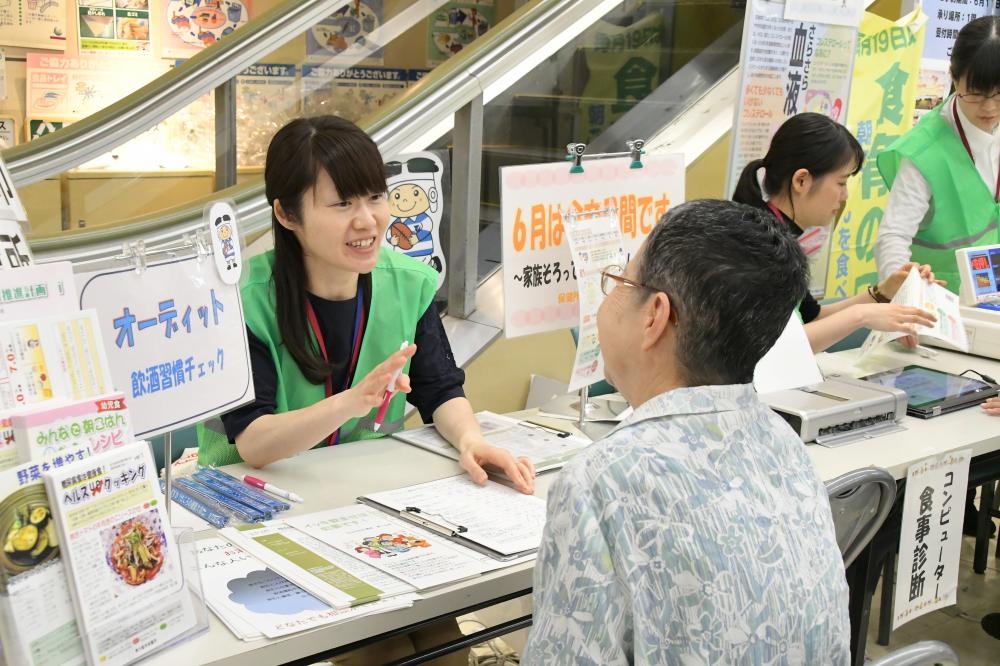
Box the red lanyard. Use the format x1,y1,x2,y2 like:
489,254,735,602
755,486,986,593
953,97,1000,203
766,201,784,221
304,283,366,446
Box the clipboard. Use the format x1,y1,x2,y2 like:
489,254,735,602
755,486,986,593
356,496,538,562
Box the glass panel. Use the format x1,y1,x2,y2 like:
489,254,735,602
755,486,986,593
461,0,745,282
18,0,523,239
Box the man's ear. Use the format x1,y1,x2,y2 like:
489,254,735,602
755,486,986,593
641,291,672,352
274,200,296,232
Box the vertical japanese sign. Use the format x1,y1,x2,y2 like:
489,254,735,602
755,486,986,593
77,0,150,54
77,255,253,438
893,449,971,630
0,0,67,51
825,10,924,300
727,0,858,195
500,154,684,338
728,0,858,296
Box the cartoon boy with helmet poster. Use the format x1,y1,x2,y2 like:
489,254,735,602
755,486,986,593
384,154,447,288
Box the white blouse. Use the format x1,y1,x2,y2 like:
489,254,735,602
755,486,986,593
875,96,1000,281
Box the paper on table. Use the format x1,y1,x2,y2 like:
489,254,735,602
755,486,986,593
198,537,415,640
753,313,823,394
364,476,548,556
285,505,488,590
221,522,415,610
393,411,591,471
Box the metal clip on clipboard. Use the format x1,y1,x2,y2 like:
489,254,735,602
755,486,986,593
400,506,468,538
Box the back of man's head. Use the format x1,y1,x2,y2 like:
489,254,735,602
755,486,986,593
637,199,808,386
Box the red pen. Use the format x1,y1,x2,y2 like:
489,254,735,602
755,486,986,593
373,341,409,432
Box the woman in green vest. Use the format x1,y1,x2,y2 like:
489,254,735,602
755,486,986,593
733,113,938,352
197,115,535,497
875,15,1000,290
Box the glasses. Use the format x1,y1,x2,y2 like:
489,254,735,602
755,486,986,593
956,91,1000,104
600,264,647,296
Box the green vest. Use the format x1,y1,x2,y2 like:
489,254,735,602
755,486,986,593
197,248,438,466
877,102,1000,293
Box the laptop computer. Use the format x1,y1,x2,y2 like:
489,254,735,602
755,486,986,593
861,365,999,419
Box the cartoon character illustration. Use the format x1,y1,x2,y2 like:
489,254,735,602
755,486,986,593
384,157,443,274
215,214,238,270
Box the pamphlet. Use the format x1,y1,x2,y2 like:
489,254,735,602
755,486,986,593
861,267,969,356
0,457,90,666
13,393,133,463
43,442,198,666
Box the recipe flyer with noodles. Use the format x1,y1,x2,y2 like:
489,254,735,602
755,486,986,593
43,441,198,666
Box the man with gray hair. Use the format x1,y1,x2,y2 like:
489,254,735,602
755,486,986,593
523,199,850,665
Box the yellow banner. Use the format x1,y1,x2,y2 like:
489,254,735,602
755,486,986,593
824,10,925,299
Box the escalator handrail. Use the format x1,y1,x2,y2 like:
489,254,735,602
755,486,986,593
27,0,617,262
4,0,363,188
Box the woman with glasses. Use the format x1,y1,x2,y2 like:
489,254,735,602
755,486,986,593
876,15,1000,289
732,113,937,352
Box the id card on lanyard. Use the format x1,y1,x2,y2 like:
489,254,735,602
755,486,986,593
305,283,366,446
953,97,1000,203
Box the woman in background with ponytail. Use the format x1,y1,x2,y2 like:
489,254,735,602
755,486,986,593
733,112,937,352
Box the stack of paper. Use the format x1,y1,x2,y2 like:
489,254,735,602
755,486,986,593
197,537,416,641
221,521,419,607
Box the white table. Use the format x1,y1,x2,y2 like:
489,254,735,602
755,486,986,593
149,346,1000,665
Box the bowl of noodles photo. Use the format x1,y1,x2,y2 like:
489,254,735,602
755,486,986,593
104,512,165,586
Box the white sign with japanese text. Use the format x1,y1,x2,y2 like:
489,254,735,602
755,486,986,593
564,209,624,391
892,449,971,630
77,255,253,439
500,154,684,338
0,260,76,320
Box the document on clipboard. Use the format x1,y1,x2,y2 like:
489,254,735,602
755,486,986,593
392,411,592,472
359,475,548,560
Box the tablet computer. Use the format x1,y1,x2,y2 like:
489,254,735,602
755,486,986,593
861,365,998,419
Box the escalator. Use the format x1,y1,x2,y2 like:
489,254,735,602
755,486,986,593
5,0,748,364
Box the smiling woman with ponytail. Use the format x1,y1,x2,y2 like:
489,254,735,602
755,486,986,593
733,112,939,353
196,115,535,497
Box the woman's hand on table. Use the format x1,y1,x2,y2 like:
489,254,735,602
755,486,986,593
982,397,1000,416
458,437,536,494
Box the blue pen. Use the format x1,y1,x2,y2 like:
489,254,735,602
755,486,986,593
196,468,291,512
191,474,278,518
174,478,267,522
161,480,230,529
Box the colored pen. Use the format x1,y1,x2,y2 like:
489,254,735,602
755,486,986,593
373,340,409,432
243,475,304,503
197,467,291,512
